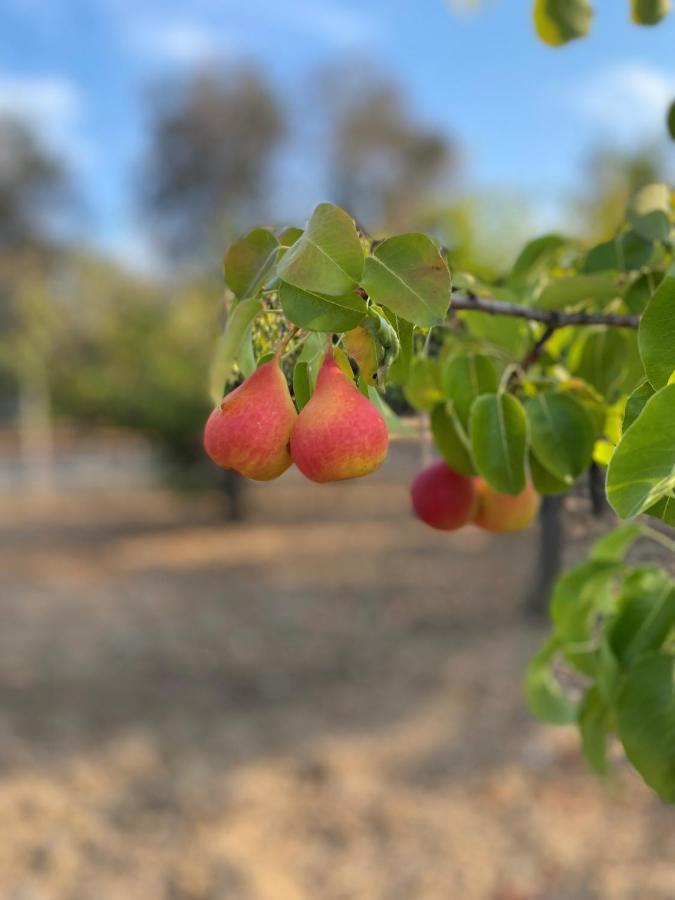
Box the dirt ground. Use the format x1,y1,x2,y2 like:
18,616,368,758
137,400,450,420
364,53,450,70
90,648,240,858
1,441,674,900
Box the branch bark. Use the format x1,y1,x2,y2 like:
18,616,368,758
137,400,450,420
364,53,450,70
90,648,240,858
451,292,639,329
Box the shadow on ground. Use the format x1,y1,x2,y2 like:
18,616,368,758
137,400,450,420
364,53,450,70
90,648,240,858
0,443,673,899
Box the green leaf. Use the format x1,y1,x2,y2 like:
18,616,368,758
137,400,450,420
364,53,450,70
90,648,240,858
460,309,530,356
607,383,675,518
367,387,417,436
617,652,675,803
533,0,593,45
590,522,642,563
610,569,675,663
470,392,527,494
646,493,675,526
384,311,413,385
669,100,675,140
431,403,476,476
403,357,444,412
509,233,565,290
570,328,628,397
622,380,655,432
362,234,451,327
529,453,570,495
278,226,303,248
442,352,498,427
596,637,620,704
279,283,366,332
630,0,672,25
237,328,256,378
224,228,279,299
296,332,327,392
208,297,262,406
628,183,671,241
582,231,653,273
278,202,363,296
293,360,311,410
638,263,675,390
550,560,620,647
624,273,653,314
527,392,595,484
579,688,611,777
536,274,620,311
525,639,577,724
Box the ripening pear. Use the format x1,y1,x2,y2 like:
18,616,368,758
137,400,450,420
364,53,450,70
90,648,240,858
203,359,297,481
411,460,478,531
473,478,540,533
290,350,389,482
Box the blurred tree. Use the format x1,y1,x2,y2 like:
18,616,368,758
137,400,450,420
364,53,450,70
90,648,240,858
574,146,663,239
140,66,285,264
324,72,456,232
0,116,69,251
0,117,70,490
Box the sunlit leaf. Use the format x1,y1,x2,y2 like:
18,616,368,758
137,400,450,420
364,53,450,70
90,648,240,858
362,234,451,327
278,203,364,296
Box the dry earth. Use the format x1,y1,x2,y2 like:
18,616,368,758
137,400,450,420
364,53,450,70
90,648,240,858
0,441,673,899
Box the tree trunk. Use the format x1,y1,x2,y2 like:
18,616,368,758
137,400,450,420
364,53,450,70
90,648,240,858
525,495,564,618
18,368,54,495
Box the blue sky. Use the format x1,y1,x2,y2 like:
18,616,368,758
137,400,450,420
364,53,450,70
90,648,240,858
1,0,674,269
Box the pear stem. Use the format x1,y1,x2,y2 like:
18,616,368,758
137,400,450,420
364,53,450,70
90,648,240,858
274,325,300,360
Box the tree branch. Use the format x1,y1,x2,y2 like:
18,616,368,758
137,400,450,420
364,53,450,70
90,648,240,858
451,292,639,329
520,324,556,371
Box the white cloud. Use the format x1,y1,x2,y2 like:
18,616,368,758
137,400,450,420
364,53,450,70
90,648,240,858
277,0,376,46
0,73,93,169
573,63,675,143
129,19,230,66
0,74,81,122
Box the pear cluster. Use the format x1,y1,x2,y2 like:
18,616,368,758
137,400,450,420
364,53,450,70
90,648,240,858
411,460,540,533
204,350,389,483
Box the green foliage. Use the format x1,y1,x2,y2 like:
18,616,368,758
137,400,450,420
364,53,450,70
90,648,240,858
638,263,675,389
431,403,475,475
280,283,367,332
361,234,451,327
607,383,675,518
529,0,671,44
278,202,364,296
224,228,279,299
209,297,262,405
210,188,674,801
618,653,675,802
526,392,595,484
442,352,497,426
631,0,672,25
570,328,629,397
628,183,672,241
535,273,620,311
533,0,593,46
528,526,675,799
470,392,528,494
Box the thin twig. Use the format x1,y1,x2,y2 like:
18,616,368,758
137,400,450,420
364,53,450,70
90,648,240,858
520,323,557,371
451,291,639,329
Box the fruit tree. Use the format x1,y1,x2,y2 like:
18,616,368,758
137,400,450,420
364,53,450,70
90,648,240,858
203,3,675,803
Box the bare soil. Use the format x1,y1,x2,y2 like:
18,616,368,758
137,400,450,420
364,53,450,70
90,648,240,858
0,442,673,899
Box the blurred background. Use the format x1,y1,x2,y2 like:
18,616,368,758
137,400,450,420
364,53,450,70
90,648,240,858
1,1,675,898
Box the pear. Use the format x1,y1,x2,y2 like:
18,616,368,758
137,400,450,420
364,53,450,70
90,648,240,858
290,350,389,482
473,478,540,532
204,360,297,481
411,461,478,531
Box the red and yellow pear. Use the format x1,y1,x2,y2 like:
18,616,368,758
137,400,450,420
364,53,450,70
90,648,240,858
203,359,297,481
411,460,478,531
290,350,389,482
473,478,540,532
